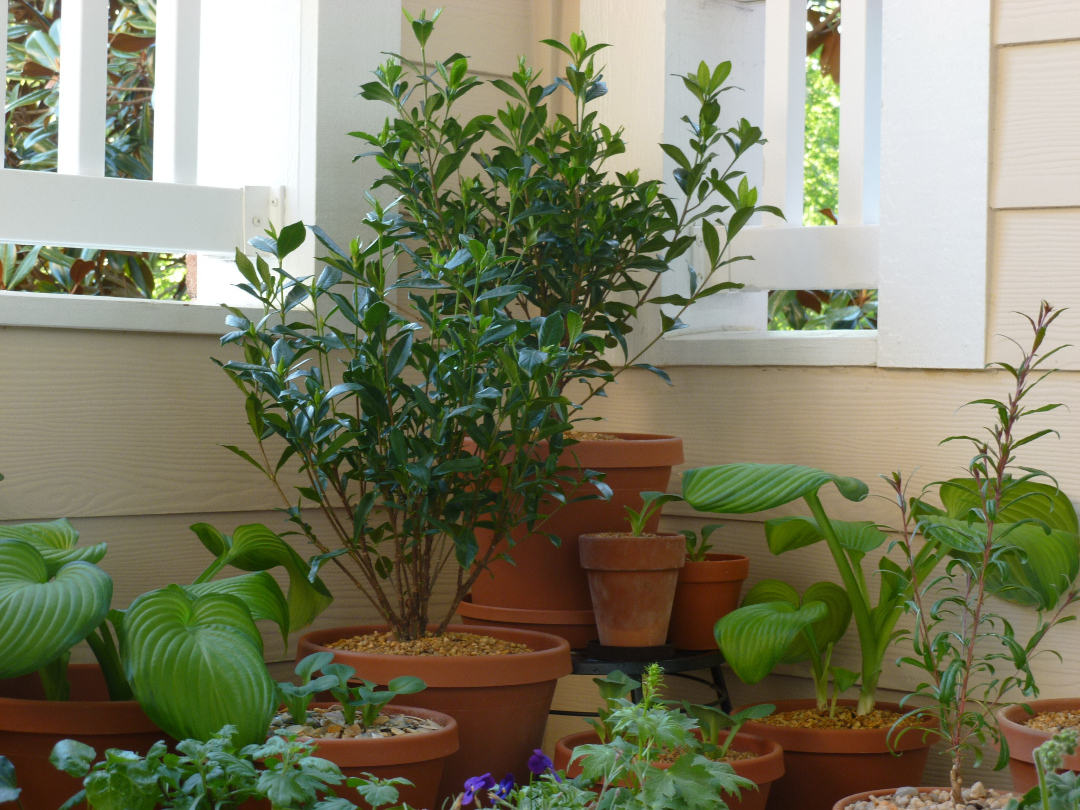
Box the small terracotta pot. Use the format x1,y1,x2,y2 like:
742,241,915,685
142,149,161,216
297,624,571,807
553,729,784,810
469,433,684,645
0,664,167,810
668,553,750,650
301,703,458,810
456,596,597,650
578,532,685,647
998,699,1080,792
738,699,938,810
832,788,957,810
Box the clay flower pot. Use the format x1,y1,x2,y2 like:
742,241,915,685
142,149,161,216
553,728,784,810
668,553,750,650
738,699,937,810
296,624,571,807
301,703,458,810
0,664,166,810
999,699,1080,792
578,532,685,647
463,433,684,646
832,788,943,810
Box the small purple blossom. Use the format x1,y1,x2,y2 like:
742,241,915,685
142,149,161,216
493,773,515,799
463,773,496,804
527,749,554,775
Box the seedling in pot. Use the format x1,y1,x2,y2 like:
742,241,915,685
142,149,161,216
590,670,641,742
682,523,725,562
277,652,341,726
348,677,427,730
682,702,775,759
625,491,684,536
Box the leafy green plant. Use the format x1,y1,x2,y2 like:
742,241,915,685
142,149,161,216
680,703,774,760
1007,730,1080,810
0,756,21,809
624,492,684,537
50,726,357,810
681,524,724,562
886,302,1080,803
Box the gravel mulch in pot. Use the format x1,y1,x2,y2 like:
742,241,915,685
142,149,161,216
757,706,920,730
652,747,758,766
844,784,1011,810
271,705,444,740
566,431,621,440
1025,708,1080,733
325,631,531,656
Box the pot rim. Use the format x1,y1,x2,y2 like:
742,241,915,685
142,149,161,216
296,624,572,688
677,553,750,584
456,595,596,624
832,788,991,810
998,699,1080,766
579,533,687,572
736,699,938,754
290,703,460,766
561,433,685,469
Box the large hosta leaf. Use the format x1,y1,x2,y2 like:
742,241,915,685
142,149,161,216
120,585,276,745
683,464,868,514
0,540,112,678
186,571,290,647
765,516,888,556
714,599,828,684
190,523,332,631
0,519,106,576
939,479,1079,533
740,579,851,665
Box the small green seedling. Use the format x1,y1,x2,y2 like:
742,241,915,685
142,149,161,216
682,702,775,758
348,677,426,730
276,652,339,726
589,670,641,742
625,491,684,536
681,523,724,562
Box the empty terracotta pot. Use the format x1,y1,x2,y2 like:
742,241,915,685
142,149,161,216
303,703,458,810
578,532,686,647
998,699,1080,792
467,433,684,645
668,553,750,650
296,624,571,808
738,699,937,810
554,728,784,810
0,664,166,810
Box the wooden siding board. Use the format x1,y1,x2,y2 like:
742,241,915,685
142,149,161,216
995,0,1080,45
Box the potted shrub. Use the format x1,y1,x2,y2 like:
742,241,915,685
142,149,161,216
577,492,686,647
353,16,779,644
0,519,327,810
668,524,750,651
830,302,1080,809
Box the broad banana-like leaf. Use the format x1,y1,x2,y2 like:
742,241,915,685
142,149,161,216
0,539,112,678
0,519,106,576
190,523,332,631
741,580,851,665
683,464,868,514
765,516,888,556
939,479,1079,533
120,585,276,745
186,571,290,646
714,599,828,684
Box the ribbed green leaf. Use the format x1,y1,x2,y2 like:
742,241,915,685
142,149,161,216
990,522,1079,609
0,519,106,576
940,479,1079,533
714,599,828,684
120,585,275,745
740,579,850,665
765,516,888,555
683,463,868,514
0,540,112,678
185,571,290,647
190,523,332,631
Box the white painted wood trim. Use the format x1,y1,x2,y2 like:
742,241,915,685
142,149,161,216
1,11,7,169
837,0,882,225
877,0,990,369
0,169,261,254
0,290,260,334
761,0,805,226
57,0,108,176
659,329,878,367
726,224,880,290
152,0,202,184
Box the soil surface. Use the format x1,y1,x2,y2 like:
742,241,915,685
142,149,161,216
843,784,1011,810
566,431,621,441
272,705,441,740
326,631,532,656
1026,708,1080,733
757,706,916,730
587,532,667,538
652,747,757,766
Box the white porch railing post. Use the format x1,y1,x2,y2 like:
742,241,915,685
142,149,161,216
2,5,8,168
57,0,108,176
153,0,201,184
838,0,882,225
761,0,806,228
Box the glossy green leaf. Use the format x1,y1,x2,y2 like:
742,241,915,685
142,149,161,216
683,463,868,514
765,516,888,555
740,579,850,665
714,599,828,684
0,519,106,576
120,585,276,745
185,571,290,647
0,540,112,679
939,479,1079,533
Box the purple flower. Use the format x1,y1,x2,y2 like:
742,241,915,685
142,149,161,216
493,773,515,799
463,773,496,804
527,749,554,776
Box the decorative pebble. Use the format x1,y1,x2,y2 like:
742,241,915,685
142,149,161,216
841,785,1012,810
273,705,443,741
326,631,530,656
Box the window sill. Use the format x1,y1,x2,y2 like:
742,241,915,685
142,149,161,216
659,328,878,366
0,290,259,336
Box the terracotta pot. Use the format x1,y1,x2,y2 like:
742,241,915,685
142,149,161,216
578,532,685,647
0,664,167,810
302,703,458,810
297,624,571,807
738,699,937,810
553,729,784,810
668,553,750,651
456,596,597,650
832,788,959,810
469,433,684,644
999,699,1080,792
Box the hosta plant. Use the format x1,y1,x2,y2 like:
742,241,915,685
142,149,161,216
0,520,329,745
